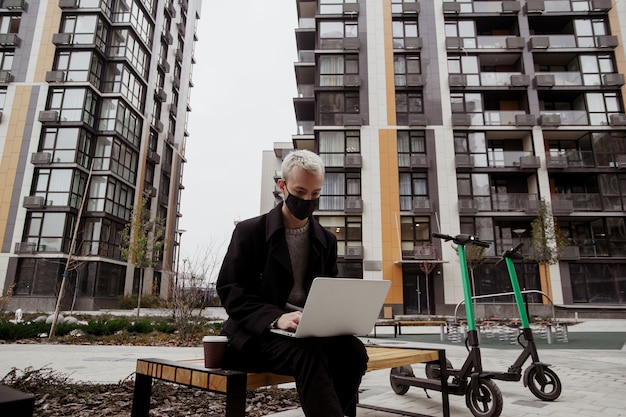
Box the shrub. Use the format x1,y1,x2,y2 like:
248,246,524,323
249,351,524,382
83,319,111,336
105,318,129,333
127,320,153,334
153,321,176,334
0,320,49,340
119,294,165,309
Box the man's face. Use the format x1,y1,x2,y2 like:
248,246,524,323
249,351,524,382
280,165,324,201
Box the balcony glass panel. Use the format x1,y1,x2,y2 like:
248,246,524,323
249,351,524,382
564,150,595,167
543,72,583,86
484,110,525,126
479,72,520,87
297,121,314,135
544,0,592,12
475,36,509,49
487,150,535,167
540,110,589,125
298,84,314,98
468,1,503,13
545,35,577,48
554,193,602,211
299,18,315,29
298,50,314,62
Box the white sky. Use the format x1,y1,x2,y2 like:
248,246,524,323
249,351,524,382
178,2,298,264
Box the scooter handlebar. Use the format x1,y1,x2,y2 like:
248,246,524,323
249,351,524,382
432,233,491,248
495,242,525,267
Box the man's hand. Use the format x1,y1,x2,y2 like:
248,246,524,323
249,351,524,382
276,311,302,331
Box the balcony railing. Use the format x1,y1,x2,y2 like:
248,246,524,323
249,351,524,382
486,150,539,168
452,35,517,49
299,18,315,29
539,110,589,125
298,50,314,63
461,193,539,212
530,34,616,49
297,84,314,98
296,121,314,135
444,0,520,13
552,193,602,211
542,0,608,13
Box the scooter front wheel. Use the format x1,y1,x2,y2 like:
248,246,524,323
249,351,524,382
390,365,414,395
465,378,503,417
527,366,562,401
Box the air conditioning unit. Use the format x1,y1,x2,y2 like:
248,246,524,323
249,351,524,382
510,74,530,87
0,70,13,84
402,2,419,13
3,0,26,10
404,37,422,50
408,114,427,126
14,242,36,254
38,110,59,123
609,114,626,126
52,33,72,45
535,74,555,87
546,155,568,168
146,186,157,198
410,154,429,168
147,149,161,164
154,120,164,133
458,199,478,213
445,37,463,50
343,114,361,126
529,36,550,49
176,49,184,62
526,0,545,13
406,74,425,86
0,33,20,47
449,74,467,87
515,114,536,126
519,155,540,169
412,198,432,213
455,154,474,168
45,70,65,83
343,38,360,50
162,31,173,45
443,2,461,13
58,0,78,8
167,132,175,144
597,35,618,48
603,73,625,86
165,1,176,17
23,196,45,208
31,152,52,164
344,154,362,168
539,114,561,126
177,23,186,36
345,246,364,259
505,37,525,49
156,88,167,102
551,199,574,214
343,3,359,14
343,74,360,87
616,154,626,168
592,0,612,10
345,198,363,213
173,76,181,90
502,1,521,13
159,58,170,73
451,113,471,126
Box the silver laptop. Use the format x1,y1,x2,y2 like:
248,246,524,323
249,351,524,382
270,278,391,338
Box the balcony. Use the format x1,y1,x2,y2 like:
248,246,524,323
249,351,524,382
0,33,21,47
540,111,588,125
345,197,363,214
528,0,612,13
528,34,618,50
443,0,520,14
535,71,625,88
462,193,539,212
446,36,524,50
412,198,432,213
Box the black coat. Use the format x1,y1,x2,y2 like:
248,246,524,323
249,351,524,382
216,202,338,350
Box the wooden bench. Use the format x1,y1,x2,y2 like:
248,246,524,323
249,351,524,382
372,320,398,337
396,320,448,340
131,346,450,417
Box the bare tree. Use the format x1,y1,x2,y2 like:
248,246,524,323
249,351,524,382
530,198,564,303
172,242,224,341
120,192,166,319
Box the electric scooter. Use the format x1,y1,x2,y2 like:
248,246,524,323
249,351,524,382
489,242,562,400
424,242,562,403
390,233,504,417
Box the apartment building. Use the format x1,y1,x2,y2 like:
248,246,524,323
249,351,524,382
262,0,626,317
0,0,200,311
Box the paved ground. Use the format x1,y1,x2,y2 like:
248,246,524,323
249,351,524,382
1,319,625,417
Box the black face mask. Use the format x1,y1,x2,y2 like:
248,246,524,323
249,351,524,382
285,191,319,220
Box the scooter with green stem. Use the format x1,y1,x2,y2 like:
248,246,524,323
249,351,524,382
489,242,562,400
390,233,504,417
425,242,562,402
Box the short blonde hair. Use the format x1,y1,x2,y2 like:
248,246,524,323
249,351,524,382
281,150,325,182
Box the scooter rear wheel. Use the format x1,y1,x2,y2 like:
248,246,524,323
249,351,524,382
527,366,562,401
465,378,503,417
390,365,414,395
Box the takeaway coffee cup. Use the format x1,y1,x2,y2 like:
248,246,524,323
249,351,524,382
203,335,229,368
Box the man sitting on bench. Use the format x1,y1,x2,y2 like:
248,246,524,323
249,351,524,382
217,150,368,417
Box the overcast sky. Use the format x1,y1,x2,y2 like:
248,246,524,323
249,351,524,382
178,2,298,266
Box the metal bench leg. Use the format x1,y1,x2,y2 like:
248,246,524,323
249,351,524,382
225,373,248,417
131,373,152,417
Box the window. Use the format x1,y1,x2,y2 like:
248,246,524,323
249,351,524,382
399,173,427,211
48,87,98,127
397,130,425,167
573,18,607,48
0,51,13,71
88,176,134,220
586,92,620,126
55,50,103,85
319,55,359,87
451,93,482,113
33,169,86,208
108,29,149,79
448,55,479,86
0,14,20,34
94,136,138,183
318,216,362,259
319,20,358,48
40,127,92,167
82,218,124,259
318,92,359,126
318,131,360,167
14,258,63,296
61,14,108,52
445,20,476,48
25,212,71,253
102,62,146,111
392,20,418,49
112,0,153,48
98,98,142,147
395,92,423,125
394,54,420,86
320,173,361,210
319,0,357,14
579,54,615,86
0,88,7,112
391,0,418,14
400,216,431,258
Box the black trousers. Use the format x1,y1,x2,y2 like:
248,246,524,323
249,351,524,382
224,334,368,417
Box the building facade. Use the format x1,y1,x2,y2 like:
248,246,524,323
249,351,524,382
0,0,200,311
264,0,626,316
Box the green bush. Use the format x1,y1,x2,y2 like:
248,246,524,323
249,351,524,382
105,318,129,333
83,319,111,336
0,320,50,340
153,321,176,334
54,322,80,337
127,320,153,334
